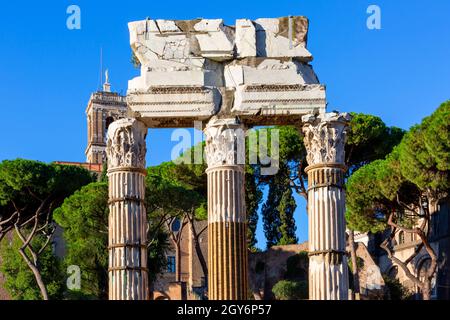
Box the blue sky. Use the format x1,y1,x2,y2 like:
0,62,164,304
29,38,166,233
1,1,449,249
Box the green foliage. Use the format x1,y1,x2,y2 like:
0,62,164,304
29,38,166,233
100,162,108,182
348,257,365,273
258,127,303,248
246,165,263,249
399,126,439,191
422,101,450,172
147,228,170,283
346,102,449,234
0,233,64,300
146,162,207,221
170,144,208,197
0,159,93,300
261,176,283,248
376,148,405,201
383,275,413,300
398,102,449,195
272,280,308,300
346,160,388,233
278,185,298,245
170,142,263,249
262,163,298,248
54,174,173,299
0,159,93,220
346,113,405,173
259,115,402,247
53,182,109,299
276,126,306,164
285,252,308,281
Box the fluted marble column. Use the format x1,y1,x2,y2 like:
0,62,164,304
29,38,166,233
204,117,248,300
106,118,149,300
302,112,351,300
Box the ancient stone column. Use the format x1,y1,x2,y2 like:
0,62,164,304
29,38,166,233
106,118,149,300
204,117,248,300
302,112,351,300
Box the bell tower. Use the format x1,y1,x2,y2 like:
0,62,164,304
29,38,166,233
85,70,128,164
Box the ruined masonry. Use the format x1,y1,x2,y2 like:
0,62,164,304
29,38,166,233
105,16,351,300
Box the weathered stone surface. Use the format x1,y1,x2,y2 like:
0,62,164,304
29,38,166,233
129,59,223,89
204,117,246,169
118,16,352,302
106,118,149,300
254,17,312,60
204,117,248,300
233,84,326,122
302,112,352,165
106,118,147,169
225,59,319,87
303,112,352,300
127,16,323,126
225,57,325,119
193,19,235,61
235,19,256,58
127,86,221,127
128,18,234,64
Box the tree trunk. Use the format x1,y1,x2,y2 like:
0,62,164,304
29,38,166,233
348,230,360,295
422,280,432,300
18,249,49,300
189,221,208,281
193,234,208,280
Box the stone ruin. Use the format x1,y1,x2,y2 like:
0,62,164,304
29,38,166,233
105,16,351,301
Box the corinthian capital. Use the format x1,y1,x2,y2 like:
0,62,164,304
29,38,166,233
106,118,147,170
302,112,351,166
204,117,246,168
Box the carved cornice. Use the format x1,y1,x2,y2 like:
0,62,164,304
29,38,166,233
128,101,212,106
106,118,147,170
204,117,246,168
129,86,210,95
244,84,325,92
302,112,351,166
242,98,326,104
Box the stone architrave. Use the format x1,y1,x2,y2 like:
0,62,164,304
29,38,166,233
204,117,248,300
106,118,149,300
126,17,325,129
302,112,351,300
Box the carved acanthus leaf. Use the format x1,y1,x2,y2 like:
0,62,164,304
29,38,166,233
106,118,147,169
204,118,246,168
302,112,351,166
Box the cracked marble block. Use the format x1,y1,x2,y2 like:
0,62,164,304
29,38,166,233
127,16,326,128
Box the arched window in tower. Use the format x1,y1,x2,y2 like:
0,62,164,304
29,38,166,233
398,231,405,245
171,218,181,233
105,117,115,143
